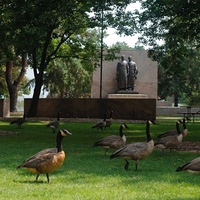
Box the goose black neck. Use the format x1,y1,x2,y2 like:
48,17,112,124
183,119,186,129
119,125,124,137
146,121,152,142
176,122,181,134
56,131,63,152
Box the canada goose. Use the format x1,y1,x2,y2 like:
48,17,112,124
105,111,113,129
110,120,154,171
176,157,200,173
92,112,107,131
157,118,189,139
182,117,189,137
93,123,128,156
47,111,60,133
154,120,183,153
17,129,72,183
157,120,183,139
10,113,27,128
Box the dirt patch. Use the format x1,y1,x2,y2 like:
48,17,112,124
0,130,18,136
175,141,200,152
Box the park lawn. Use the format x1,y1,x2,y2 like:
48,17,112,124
0,119,200,200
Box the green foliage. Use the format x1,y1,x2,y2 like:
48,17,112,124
151,45,200,105
136,1,200,105
137,0,200,48
44,58,91,98
0,119,200,199
1,0,140,115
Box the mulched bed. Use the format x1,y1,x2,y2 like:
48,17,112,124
175,141,200,152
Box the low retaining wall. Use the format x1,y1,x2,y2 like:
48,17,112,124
24,98,156,120
157,106,200,117
0,99,10,117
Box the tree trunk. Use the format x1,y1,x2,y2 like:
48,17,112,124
9,83,18,112
6,55,27,112
174,94,179,107
27,73,43,117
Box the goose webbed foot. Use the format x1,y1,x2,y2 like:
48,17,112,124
46,174,50,183
104,149,108,156
124,160,129,171
35,174,40,182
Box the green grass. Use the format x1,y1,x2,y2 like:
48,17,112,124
1,119,200,200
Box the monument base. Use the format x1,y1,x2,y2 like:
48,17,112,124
108,93,148,99
116,90,139,94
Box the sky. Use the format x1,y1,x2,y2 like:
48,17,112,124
104,1,141,47
104,28,141,48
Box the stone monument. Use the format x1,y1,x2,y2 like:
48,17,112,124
116,55,139,94
91,50,157,99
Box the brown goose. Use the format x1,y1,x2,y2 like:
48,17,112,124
176,157,200,173
47,111,60,133
154,120,183,153
10,113,27,128
17,129,72,183
92,112,107,131
157,120,182,139
157,118,189,139
110,120,154,171
105,111,113,129
93,123,128,156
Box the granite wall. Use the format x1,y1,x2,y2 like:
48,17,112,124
24,98,156,120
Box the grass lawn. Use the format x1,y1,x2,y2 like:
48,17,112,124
0,118,200,200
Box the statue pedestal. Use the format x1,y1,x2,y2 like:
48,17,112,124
116,90,139,94
108,93,148,99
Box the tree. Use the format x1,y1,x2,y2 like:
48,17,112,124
136,0,200,47
5,56,27,111
1,0,138,116
0,2,30,111
44,58,91,98
135,0,200,106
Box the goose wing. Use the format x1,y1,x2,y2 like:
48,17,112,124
155,134,182,148
23,148,57,163
176,157,200,172
94,135,121,146
158,129,177,138
111,142,148,159
17,153,55,169
47,121,59,128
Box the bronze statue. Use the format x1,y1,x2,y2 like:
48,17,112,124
127,56,138,91
116,55,128,90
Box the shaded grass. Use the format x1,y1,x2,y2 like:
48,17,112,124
0,119,200,199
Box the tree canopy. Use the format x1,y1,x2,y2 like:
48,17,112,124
135,0,200,106
1,0,139,116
